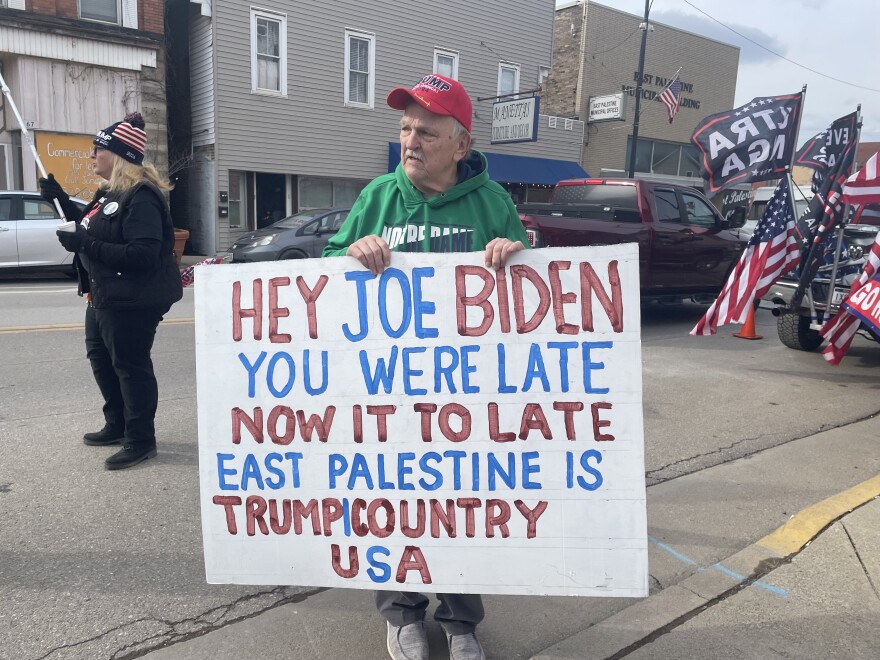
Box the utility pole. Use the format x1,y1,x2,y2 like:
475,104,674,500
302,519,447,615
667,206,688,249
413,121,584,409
627,0,651,178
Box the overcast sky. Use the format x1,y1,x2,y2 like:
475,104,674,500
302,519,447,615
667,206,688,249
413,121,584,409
557,0,880,147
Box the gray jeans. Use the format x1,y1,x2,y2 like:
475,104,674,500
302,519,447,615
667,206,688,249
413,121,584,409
375,591,484,635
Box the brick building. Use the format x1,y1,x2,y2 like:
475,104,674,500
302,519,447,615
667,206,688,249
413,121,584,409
0,1,168,198
543,1,739,186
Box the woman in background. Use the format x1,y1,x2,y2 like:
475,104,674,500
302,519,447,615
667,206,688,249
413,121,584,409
40,112,183,470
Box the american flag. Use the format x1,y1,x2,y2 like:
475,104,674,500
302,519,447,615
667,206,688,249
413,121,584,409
820,231,880,364
691,178,800,335
181,256,223,288
657,77,683,124
840,151,880,206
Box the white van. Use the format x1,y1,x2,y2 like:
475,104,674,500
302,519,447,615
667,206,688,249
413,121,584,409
739,184,813,238
746,184,813,226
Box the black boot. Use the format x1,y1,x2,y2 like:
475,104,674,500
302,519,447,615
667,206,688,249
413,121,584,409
83,425,124,446
104,442,157,470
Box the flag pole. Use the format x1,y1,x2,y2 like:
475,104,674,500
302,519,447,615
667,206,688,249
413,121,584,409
823,104,862,320
785,86,808,223
0,69,67,221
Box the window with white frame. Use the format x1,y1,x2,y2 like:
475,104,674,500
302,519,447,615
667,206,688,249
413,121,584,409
345,29,375,108
251,9,287,95
433,48,459,79
497,62,520,99
80,0,120,23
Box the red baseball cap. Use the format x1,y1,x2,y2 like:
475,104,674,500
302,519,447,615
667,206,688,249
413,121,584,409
387,74,473,133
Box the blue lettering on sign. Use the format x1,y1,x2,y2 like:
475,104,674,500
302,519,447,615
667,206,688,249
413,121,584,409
266,352,295,397
582,342,613,394
367,546,392,582
460,345,480,394
434,346,460,393
341,271,375,342
523,343,551,392
402,347,427,395
521,451,542,489
378,268,413,338
217,452,303,490
238,352,267,398
411,267,438,338
547,341,578,393
566,450,604,490
217,453,238,490
398,452,416,490
359,348,398,394
238,350,327,398
496,344,516,394
342,497,351,537
418,452,443,490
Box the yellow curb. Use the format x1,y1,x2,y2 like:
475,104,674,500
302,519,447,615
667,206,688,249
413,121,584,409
0,317,194,334
757,473,880,556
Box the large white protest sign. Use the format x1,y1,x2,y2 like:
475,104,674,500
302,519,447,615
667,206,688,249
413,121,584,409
196,245,647,597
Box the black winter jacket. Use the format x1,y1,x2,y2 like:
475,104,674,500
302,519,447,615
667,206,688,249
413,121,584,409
72,182,183,310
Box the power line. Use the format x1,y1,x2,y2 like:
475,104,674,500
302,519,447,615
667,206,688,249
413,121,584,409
682,0,880,93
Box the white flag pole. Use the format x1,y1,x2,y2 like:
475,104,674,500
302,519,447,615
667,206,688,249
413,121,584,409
0,69,68,223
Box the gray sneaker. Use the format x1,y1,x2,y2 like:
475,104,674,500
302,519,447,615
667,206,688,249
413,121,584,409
446,630,486,660
386,621,428,660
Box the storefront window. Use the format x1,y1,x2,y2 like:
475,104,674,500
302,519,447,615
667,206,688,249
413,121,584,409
299,178,333,209
299,177,366,210
626,138,700,178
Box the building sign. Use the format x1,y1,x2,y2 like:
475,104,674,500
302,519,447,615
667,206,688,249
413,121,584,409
33,132,101,200
622,72,702,111
196,246,648,597
491,96,539,144
588,93,626,122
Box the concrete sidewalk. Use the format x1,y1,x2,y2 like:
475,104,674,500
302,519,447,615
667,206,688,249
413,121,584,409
141,417,880,660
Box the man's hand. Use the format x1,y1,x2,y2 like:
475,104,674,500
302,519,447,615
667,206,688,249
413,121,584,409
347,235,391,275
56,225,90,253
39,173,70,204
484,237,524,270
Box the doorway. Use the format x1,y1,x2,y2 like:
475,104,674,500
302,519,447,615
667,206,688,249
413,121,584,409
255,173,286,228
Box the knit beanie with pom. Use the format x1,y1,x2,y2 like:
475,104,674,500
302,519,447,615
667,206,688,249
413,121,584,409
93,112,147,165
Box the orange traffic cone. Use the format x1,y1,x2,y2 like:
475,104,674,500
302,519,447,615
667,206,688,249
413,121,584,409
733,304,762,340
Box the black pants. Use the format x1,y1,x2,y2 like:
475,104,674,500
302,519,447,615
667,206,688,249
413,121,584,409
84,305,166,446
375,591,484,635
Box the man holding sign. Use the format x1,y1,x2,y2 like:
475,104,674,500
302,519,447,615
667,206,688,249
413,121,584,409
324,73,528,660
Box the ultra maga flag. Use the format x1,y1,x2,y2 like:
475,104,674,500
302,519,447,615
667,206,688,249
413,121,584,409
691,178,799,335
794,112,858,193
691,92,803,193
820,231,880,365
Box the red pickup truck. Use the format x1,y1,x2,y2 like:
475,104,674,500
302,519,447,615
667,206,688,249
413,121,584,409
518,178,748,303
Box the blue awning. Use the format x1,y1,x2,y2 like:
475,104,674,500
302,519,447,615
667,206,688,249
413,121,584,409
387,143,588,185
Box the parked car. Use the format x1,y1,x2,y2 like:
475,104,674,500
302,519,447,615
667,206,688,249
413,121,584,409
517,178,747,303
0,190,87,276
226,208,351,262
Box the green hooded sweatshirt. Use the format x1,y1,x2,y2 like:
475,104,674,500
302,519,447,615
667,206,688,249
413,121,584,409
323,150,529,256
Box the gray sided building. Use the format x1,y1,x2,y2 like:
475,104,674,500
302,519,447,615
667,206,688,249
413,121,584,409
544,1,739,187
169,0,586,255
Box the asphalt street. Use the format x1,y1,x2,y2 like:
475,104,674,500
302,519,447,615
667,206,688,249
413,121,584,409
0,268,878,659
